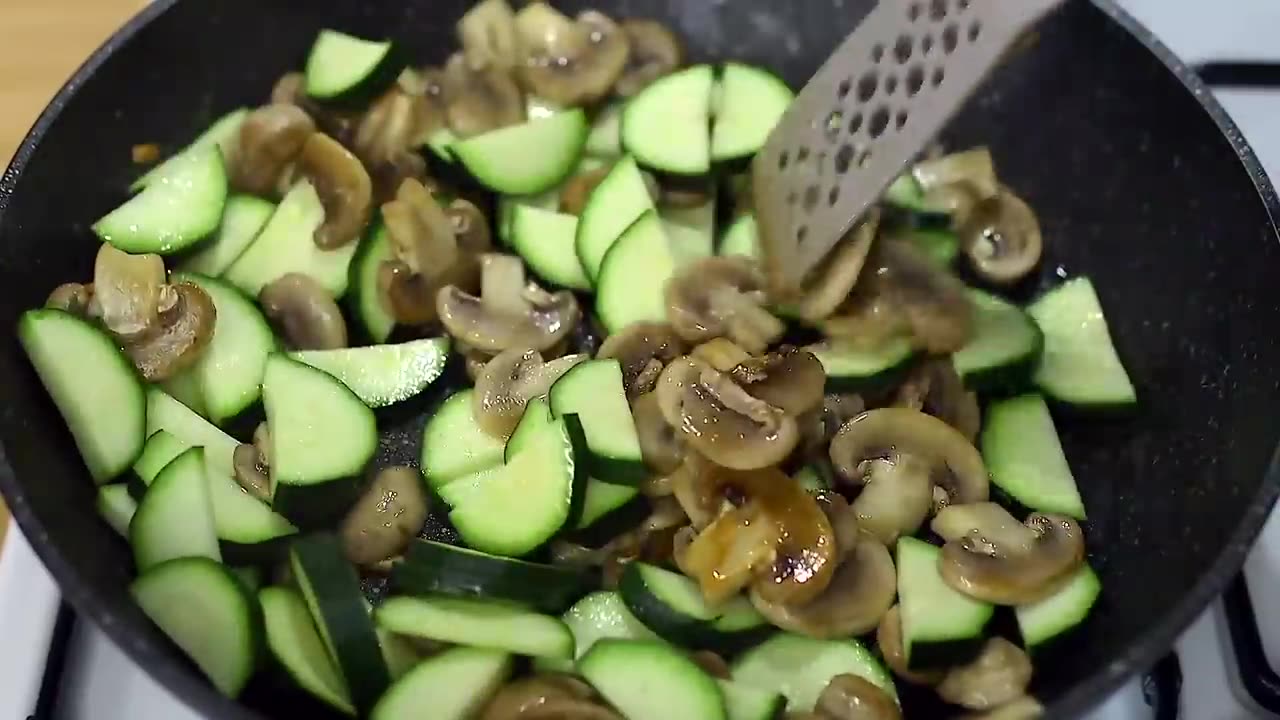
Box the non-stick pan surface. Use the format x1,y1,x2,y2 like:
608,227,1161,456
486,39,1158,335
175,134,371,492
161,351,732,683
2,0,1279,717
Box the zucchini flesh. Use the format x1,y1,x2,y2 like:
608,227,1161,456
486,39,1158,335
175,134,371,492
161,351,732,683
179,194,275,276
983,393,1086,519
451,110,589,195
94,145,227,255
897,537,992,669
130,448,220,570
548,360,646,485
259,586,355,714
510,204,591,291
390,539,593,613
304,30,404,104
289,337,450,408
145,388,238,479
579,639,727,720
619,562,770,653
133,430,190,490
576,155,656,281
721,680,787,720
376,595,574,660
711,63,793,162
730,633,897,712
131,557,261,698
719,213,760,259
809,337,915,393
595,210,680,333
561,591,656,660
19,309,146,483
421,389,506,490
952,289,1043,394
133,108,246,191
622,65,715,175
1016,564,1102,648
370,647,511,720
1028,277,1136,408
97,484,138,536
347,221,396,343
586,103,623,157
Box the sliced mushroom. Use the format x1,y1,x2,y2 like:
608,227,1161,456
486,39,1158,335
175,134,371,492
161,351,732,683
873,238,974,354
615,19,684,97
819,290,910,348
253,421,272,468
689,650,732,680
559,164,613,216
295,132,372,249
657,357,799,471
751,534,895,638
797,212,878,322
813,490,861,559
730,346,826,416
443,52,525,139
259,273,348,350
666,257,785,353
937,638,1033,711
124,282,217,382
233,443,271,502
354,79,443,173
932,502,1086,605
234,104,315,196
830,408,989,511
895,359,981,443
597,322,686,398
46,282,95,316
473,348,588,438
438,254,580,354
447,198,494,255
848,455,934,546
876,605,946,686
912,148,999,202
368,150,430,207
815,674,903,720
459,0,520,72
516,5,630,107
340,466,430,567
632,391,685,475
961,186,1043,285
93,244,166,340
478,673,602,720
959,696,1044,720
799,393,867,462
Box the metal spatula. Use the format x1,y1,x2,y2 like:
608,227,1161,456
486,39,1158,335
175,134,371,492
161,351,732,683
752,0,1066,297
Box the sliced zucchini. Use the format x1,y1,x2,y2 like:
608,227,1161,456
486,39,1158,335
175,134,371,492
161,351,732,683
145,388,238,481
983,393,1086,519
224,180,359,297
721,680,787,720
576,480,642,532
179,195,276,276
1027,277,1136,409
897,537,993,669
809,337,915,393
562,591,656,661
882,173,952,229
347,221,395,343
622,65,715,175
370,647,511,720
575,155,655,281
422,128,457,164
719,213,759,259
160,370,207,418
421,389,506,490
586,103,623,157
730,634,897,712
439,415,583,557
173,272,276,424
133,430,188,497
377,627,421,681
663,188,717,261
376,595,574,660
207,464,297,565
452,110,588,195
94,145,227,255
259,586,355,714
290,337,450,408
97,484,138,536
711,63,793,163
620,562,770,653
906,228,961,266
596,210,680,333
1016,564,1102,649
952,289,1043,394
794,465,832,493
304,30,404,105
263,355,376,528
131,557,260,697
133,108,246,191
291,534,390,712
130,448,220,570
390,539,592,613
18,309,146,483
580,639,727,720
549,360,646,485
510,204,591,290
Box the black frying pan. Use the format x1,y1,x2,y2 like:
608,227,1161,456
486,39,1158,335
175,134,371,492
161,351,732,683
2,0,1279,717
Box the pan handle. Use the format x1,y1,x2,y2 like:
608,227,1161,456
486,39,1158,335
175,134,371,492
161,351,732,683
1194,62,1280,89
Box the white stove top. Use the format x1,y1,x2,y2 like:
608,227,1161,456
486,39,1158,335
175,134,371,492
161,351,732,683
5,1,1280,719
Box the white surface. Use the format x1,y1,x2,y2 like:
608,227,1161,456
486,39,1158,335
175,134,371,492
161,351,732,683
0,525,60,720
54,621,203,720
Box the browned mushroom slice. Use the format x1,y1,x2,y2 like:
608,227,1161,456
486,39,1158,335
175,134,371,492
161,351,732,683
235,104,316,196
354,77,443,171
730,346,826,416
93,244,166,341
912,148,999,202
515,5,630,107
812,491,861,558
443,53,526,139
597,321,686,398
123,282,217,382
438,254,580,354
750,534,895,638
473,348,588,438
796,212,878,322
932,502,1086,605
478,673,600,720
814,673,903,720
874,238,974,354
876,605,946,686
233,442,271,502
340,466,430,568
46,283,95,316
295,133,372,249
259,273,348,350
666,257,785,353
848,455,933,546
447,198,494,256
820,290,910,348
615,19,684,97
894,359,981,443
632,390,685,475
958,696,1044,720
961,186,1043,285
936,638,1033,711
458,0,521,72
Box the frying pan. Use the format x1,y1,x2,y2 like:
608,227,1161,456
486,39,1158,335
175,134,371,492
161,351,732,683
1,0,1279,717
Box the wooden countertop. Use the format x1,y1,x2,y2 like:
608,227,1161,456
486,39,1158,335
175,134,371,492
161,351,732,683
0,0,146,540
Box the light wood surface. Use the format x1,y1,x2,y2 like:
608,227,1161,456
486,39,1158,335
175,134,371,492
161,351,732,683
0,0,146,539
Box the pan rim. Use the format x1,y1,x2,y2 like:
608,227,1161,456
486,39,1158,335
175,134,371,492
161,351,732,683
1,1,1277,719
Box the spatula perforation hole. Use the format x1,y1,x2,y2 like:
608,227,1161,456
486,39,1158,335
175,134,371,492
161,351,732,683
968,21,981,42
906,65,925,96
895,109,909,129
825,111,844,141
868,106,890,139
893,35,913,64
907,3,922,21
803,185,820,211
778,151,790,170
942,24,959,54
857,146,872,168
884,74,899,95
837,79,851,100
921,34,934,56
931,66,945,87
847,112,863,135
871,43,885,62
834,144,854,174
930,0,948,20
796,225,809,245
857,70,879,101
828,186,841,206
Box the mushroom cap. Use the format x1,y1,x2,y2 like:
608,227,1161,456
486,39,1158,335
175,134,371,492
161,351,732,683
46,283,96,316
92,244,166,341
814,674,903,720
796,213,878,322
259,273,348,350
296,132,373,250
848,455,934,546
961,186,1043,285
665,256,784,353
615,19,684,97
436,265,580,354
380,178,481,325
340,466,430,567
936,638,1033,711
812,490,861,559
730,346,826,416
597,321,686,397
458,0,521,72
443,52,526,139
932,502,1086,605
235,104,316,196
829,407,989,508
957,696,1044,720
515,6,630,107
124,282,217,382
876,605,946,686
632,390,685,475
472,348,588,438
912,147,999,201
874,239,974,354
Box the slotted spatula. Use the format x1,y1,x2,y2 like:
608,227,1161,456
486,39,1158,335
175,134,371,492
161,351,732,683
752,0,1066,297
